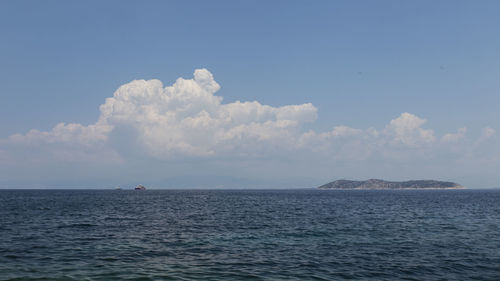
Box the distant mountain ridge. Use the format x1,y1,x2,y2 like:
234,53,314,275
318,179,464,189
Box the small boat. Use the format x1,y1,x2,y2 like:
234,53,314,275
135,185,146,190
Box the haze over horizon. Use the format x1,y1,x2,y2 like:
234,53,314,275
1,1,499,188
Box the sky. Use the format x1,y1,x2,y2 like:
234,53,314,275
1,0,499,188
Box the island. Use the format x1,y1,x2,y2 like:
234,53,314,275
318,179,464,189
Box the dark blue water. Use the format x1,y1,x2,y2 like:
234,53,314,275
1,189,499,280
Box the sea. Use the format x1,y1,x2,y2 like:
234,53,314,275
0,189,499,280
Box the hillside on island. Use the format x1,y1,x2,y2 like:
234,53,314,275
318,179,464,189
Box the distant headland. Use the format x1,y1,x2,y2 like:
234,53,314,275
318,179,464,189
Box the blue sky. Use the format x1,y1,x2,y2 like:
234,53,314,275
1,1,499,188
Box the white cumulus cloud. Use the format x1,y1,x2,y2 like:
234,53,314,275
384,112,435,147
98,69,317,157
6,69,318,160
2,68,490,167
441,127,467,143
9,122,111,146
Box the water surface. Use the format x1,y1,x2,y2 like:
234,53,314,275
1,189,499,280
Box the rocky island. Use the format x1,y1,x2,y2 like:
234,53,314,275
318,179,464,189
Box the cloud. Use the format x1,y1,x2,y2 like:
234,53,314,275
441,127,467,143
3,68,500,188
98,69,317,158
1,68,494,170
5,69,319,161
9,122,110,146
383,112,435,147
324,126,364,138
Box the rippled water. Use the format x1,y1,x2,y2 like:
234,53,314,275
1,189,499,280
